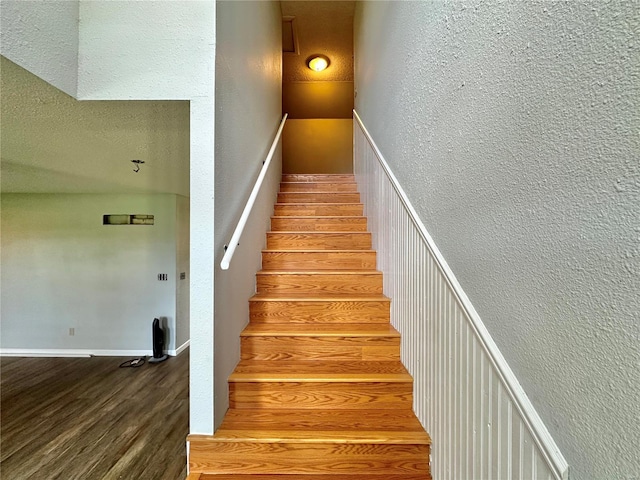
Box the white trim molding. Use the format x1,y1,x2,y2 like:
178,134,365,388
353,110,569,480
1,341,190,358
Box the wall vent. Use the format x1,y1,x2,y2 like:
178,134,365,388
103,214,154,225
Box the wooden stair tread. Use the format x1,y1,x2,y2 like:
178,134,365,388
194,410,430,445
275,202,364,208
271,216,366,221
217,409,429,433
257,270,381,275
241,324,399,337
229,360,412,382
194,475,431,480
250,293,390,301
263,249,376,253
282,174,356,182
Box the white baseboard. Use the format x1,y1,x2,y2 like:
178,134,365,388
0,341,190,358
0,348,152,358
169,339,190,356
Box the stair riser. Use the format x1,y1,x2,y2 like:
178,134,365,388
274,204,364,216
241,337,400,361
262,251,376,270
229,382,414,410
282,174,355,183
189,442,429,475
249,300,391,324
278,192,361,204
256,273,383,295
267,233,372,250
280,183,358,192
271,217,367,231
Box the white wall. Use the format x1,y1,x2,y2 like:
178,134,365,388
76,0,216,434
1,193,178,354
77,0,214,101
0,0,79,98
213,0,282,429
355,2,639,479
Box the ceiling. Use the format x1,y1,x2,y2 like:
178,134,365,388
281,1,355,82
0,56,190,195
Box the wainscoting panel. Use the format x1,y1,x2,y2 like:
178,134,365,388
353,111,568,480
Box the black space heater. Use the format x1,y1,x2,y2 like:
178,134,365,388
148,317,168,363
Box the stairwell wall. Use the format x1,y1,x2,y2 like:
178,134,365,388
355,2,639,478
213,0,282,430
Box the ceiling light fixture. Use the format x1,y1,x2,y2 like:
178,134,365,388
307,55,330,72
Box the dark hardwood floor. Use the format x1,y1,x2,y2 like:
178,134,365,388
1,350,189,479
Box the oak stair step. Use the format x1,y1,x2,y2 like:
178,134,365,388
279,181,358,192
189,410,429,475
256,271,383,295
267,232,371,250
241,324,400,361
274,203,364,216
190,173,431,477
229,360,414,411
249,295,391,324
190,475,431,480
262,250,377,270
277,192,361,204
282,174,355,183
271,216,367,231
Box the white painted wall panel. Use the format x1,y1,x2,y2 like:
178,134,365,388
1,193,178,353
355,2,639,478
355,116,568,480
0,0,79,97
77,0,214,100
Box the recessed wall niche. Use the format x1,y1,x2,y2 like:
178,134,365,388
103,214,154,225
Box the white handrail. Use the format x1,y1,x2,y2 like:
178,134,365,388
220,113,288,270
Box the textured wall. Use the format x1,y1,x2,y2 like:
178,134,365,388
77,0,214,100
1,194,178,353
0,0,79,97
283,119,353,174
355,2,639,479
0,57,190,196
214,0,282,430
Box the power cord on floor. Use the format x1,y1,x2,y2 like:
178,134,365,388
119,357,146,368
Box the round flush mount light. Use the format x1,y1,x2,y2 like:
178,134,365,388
307,55,330,72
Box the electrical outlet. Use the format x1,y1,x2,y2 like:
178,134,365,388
158,273,168,281
69,328,75,336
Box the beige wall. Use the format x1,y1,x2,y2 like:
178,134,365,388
283,81,353,119
283,119,352,174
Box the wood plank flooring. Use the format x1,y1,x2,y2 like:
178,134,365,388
188,174,431,478
1,350,189,479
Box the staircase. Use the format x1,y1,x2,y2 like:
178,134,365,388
187,174,431,479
